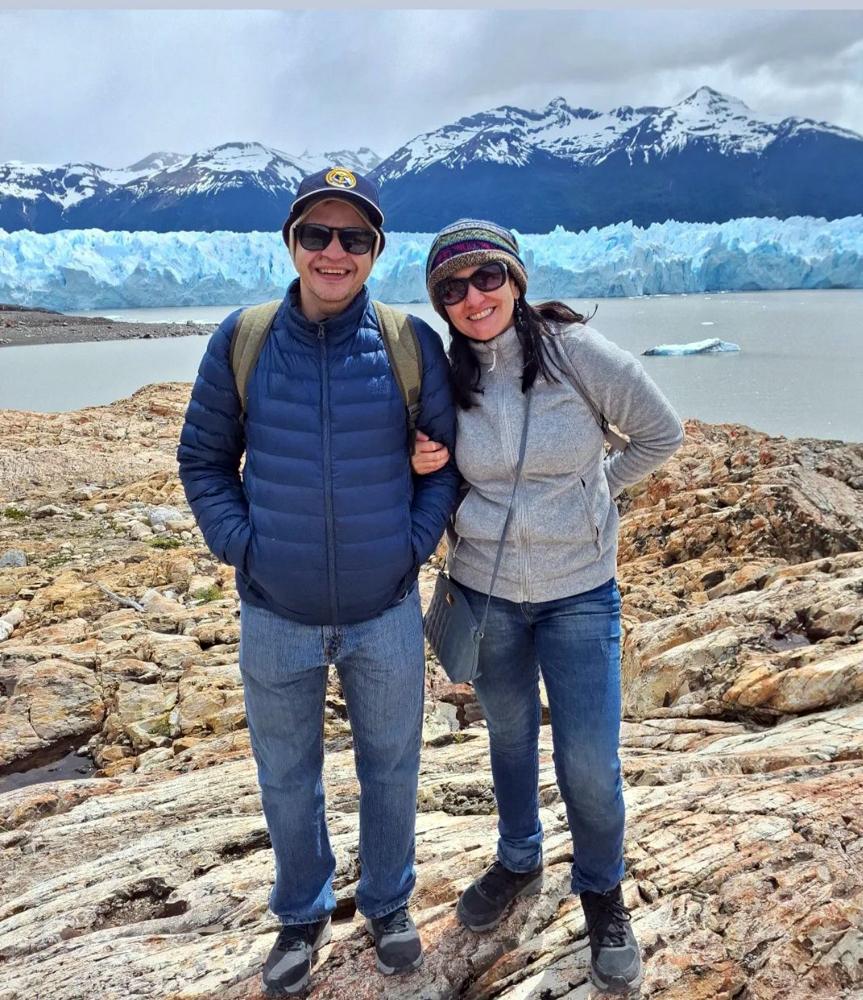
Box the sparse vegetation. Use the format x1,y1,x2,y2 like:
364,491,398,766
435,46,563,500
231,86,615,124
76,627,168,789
191,585,223,603
150,714,173,738
43,553,72,569
3,507,26,521
147,536,182,550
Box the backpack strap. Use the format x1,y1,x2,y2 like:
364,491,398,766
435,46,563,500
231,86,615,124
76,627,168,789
372,301,423,448
229,299,282,414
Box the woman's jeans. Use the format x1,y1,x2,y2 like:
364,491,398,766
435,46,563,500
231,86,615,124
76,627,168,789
460,577,625,895
238,587,425,925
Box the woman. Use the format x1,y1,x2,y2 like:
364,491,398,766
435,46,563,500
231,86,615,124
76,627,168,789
414,219,684,995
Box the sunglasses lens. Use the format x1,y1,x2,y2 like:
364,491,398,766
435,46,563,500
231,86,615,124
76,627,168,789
339,228,375,255
439,262,507,306
440,279,467,306
296,224,329,251
296,224,374,255
472,263,507,292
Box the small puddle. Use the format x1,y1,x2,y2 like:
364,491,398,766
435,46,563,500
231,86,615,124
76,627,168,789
764,628,811,652
0,749,97,795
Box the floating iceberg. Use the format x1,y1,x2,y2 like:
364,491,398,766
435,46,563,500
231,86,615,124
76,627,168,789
0,215,861,311
643,338,741,356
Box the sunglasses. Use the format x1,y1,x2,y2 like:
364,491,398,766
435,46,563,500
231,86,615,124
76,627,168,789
438,261,508,306
295,222,376,255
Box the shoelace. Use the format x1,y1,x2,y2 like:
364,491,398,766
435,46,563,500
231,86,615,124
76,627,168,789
378,907,411,934
478,862,529,905
275,922,319,952
586,892,632,948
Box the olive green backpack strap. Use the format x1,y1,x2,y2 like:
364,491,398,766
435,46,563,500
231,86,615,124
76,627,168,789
372,300,423,446
229,299,282,415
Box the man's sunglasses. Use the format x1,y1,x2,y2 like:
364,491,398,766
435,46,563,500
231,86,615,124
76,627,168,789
438,261,508,306
295,223,376,255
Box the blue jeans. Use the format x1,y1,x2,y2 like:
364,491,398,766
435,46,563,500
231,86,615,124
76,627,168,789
238,586,425,925
460,577,625,895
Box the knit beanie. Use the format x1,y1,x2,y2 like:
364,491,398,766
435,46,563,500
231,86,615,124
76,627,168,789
426,219,528,319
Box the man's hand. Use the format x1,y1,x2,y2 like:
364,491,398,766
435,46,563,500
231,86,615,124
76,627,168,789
411,430,450,475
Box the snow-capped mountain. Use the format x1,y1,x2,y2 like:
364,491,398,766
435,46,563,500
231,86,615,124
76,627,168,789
104,142,314,232
0,143,380,233
372,87,863,231
1,88,860,234
124,152,188,174
299,147,381,174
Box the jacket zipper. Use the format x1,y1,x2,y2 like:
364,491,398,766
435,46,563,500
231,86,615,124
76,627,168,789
516,398,530,601
499,359,530,602
319,324,339,624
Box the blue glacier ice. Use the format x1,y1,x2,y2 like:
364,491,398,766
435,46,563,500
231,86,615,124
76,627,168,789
643,338,741,356
0,215,861,311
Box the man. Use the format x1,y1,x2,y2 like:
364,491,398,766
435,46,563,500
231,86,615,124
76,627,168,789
177,167,459,996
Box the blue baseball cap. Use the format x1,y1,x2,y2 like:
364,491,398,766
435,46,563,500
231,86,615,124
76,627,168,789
282,166,386,252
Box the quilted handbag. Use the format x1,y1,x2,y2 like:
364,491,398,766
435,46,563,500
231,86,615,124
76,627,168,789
423,572,483,683
424,393,532,683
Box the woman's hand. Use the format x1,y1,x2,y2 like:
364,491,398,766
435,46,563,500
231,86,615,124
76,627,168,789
411,430,450,475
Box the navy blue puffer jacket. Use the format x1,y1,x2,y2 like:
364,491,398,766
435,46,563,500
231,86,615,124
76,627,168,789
177,282,459,625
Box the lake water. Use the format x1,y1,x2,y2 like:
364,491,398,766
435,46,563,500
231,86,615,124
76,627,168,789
2,289,861,442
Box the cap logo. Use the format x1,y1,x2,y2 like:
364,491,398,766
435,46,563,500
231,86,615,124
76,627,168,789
325,167,357,189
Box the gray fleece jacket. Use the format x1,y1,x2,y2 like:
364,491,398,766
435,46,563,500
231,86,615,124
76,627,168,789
448,322,685,603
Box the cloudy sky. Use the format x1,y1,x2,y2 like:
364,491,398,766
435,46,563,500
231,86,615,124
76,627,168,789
3,8,863,167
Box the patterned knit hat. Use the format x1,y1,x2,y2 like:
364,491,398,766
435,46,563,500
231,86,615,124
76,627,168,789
426,219,528,319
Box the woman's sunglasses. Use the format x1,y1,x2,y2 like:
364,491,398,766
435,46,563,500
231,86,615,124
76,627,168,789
295,223,376,255
438,261,508,306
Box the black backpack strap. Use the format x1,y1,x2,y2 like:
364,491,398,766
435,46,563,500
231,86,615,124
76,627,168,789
229,299,282,414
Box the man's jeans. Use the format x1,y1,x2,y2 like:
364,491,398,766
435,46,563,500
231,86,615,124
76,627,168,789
459,578,625,895
238,586,425,925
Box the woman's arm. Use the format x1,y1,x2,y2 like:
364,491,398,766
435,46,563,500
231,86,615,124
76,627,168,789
412,429,450,475
560,325,685,497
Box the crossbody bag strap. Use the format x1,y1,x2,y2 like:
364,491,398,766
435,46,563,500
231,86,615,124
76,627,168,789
476,391,533,638
567,362,630,453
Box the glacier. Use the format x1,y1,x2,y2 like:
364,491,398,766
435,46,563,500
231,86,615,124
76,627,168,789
0,215,861,312
643,338,741,356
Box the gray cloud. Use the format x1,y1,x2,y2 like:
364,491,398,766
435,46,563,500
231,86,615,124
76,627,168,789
1,9,862,167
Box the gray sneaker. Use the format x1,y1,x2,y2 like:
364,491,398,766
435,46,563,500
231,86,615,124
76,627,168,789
580,885,642,994
365,906,423,975
262,917,331,997
457,860,544,932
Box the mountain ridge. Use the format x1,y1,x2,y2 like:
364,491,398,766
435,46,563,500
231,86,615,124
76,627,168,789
1,88,860,233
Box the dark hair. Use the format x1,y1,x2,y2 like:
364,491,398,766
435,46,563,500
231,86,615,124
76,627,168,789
447,294,593,410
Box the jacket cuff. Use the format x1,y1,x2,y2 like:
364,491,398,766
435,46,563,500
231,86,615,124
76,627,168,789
223,522,252,572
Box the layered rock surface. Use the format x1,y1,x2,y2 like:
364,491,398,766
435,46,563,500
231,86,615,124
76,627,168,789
1,386,861,999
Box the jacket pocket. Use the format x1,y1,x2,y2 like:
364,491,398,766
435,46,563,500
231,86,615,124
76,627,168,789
453,486,506,544
578,468,613,556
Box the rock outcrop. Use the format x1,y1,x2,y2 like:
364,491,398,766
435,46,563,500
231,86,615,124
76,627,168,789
1,386,861,999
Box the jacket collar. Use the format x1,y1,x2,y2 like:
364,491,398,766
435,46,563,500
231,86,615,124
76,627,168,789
469,323,522,371
282,278,371,345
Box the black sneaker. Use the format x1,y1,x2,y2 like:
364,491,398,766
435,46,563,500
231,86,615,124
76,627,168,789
365,906,423,975
262,917,331,997
456,860,544,932
580,884,642,994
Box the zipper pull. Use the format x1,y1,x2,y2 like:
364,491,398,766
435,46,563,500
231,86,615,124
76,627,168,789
318,323,325,340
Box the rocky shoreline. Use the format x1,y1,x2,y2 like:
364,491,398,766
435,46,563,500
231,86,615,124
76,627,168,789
0,385,861,999
0,306,213,348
